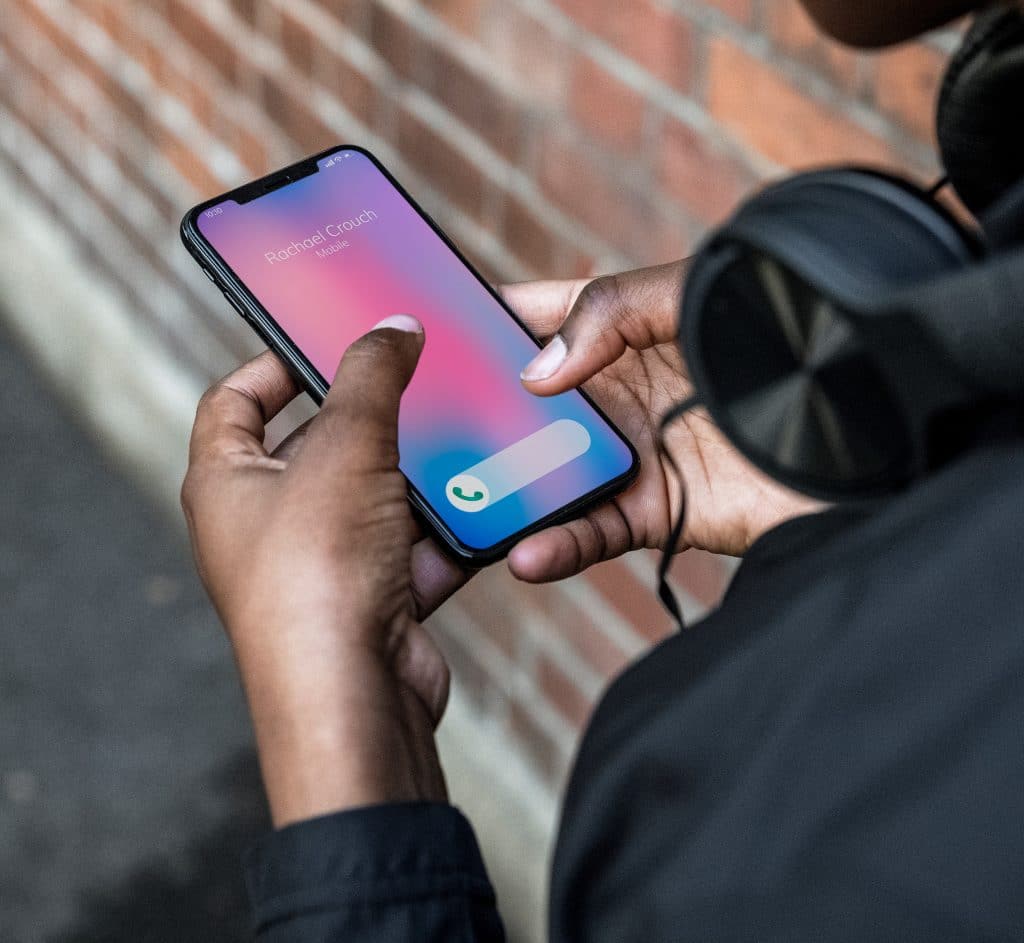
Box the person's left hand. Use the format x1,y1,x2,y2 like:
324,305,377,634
181,315,469,827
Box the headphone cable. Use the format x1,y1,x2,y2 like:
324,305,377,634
656,395,701,630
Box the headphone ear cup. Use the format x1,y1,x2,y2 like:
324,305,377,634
680,170,978,499
937,4,1024,216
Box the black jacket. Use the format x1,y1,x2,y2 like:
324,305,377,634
245,442,1024,942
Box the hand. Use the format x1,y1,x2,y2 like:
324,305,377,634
181,315,470,827
504,262,823,582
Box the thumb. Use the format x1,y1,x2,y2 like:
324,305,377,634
302,314,425,473
519,261,688,395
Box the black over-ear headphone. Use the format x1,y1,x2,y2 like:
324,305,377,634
677,3,1024,502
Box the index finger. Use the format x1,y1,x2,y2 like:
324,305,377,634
189,350,301,464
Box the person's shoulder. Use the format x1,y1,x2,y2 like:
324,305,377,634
582,439,1024,747
738,439,1024,588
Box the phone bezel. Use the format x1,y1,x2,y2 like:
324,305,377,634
180,143,640,566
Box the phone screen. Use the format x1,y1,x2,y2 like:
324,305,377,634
194,147,636,554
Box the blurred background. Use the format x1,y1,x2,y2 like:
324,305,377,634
0,1,958,940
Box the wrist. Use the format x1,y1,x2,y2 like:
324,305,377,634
237,641,447,828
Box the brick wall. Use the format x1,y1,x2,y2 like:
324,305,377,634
0,0,960,791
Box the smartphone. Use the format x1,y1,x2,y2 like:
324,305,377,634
181,145,639,564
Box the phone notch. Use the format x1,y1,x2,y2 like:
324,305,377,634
235,157,320,204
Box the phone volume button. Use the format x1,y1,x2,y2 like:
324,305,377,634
220,290,248,321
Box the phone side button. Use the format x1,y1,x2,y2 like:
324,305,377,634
221,291,251,322
201,266,217,283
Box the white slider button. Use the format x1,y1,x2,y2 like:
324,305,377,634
446,419,591,513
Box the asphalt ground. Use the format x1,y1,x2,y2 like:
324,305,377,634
0,319,268,942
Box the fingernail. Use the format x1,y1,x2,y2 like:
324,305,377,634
373,314,423,333
521,334,567,381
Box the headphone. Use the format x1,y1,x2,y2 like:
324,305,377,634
676,3,1024,503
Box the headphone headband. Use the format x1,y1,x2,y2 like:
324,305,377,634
938,3,1024,214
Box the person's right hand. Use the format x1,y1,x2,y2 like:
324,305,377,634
503,261,823,583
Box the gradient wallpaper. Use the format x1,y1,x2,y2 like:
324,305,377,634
197,148,635,551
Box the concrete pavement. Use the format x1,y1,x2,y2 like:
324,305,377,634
0,321,265,942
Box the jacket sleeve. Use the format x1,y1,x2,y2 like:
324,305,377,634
243,802,506,943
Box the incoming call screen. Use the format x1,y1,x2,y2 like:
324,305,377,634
197,148,635,551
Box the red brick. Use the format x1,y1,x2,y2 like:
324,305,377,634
1,70,51,148
589,559,675,644
502,196,561,274
480,5,570,107
470,254,512,286
874,42,948,143
86,1,130,47
367,1,422,82
395,104,487,220
70,0,106,19
16,1,104,91
548,0,604,33
322,49,378,126
519,582,631,678
135,31,166,85
768,0,863,93
537,656,594,728
261,73,335,151
564,246,600,280
166,0,239,86
422,44,525,159
103,73,151,134
110,8,163,79
455,576,522,660
321,0,367,30
570,56,647,153
112,146,179,223
508,701,566,783
422,0,485,37
666,549,732,609
769,0,823,58
0,26,53,99
702,0,754,24
538,129,689,261
228,0,258,26
280,9,317,76
538,133,624,232
553,0,693,90
159,56,216,129
134,0,168,14
229,121,271,177
159,131,222,196
5,11,150,139
707,38,895,170
632,206,692,265
824,45,862,94
617,3,694,90
657,116,754,225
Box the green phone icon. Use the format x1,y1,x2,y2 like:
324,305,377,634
447,475,490,512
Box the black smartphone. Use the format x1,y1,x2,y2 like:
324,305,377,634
181,144,639,564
